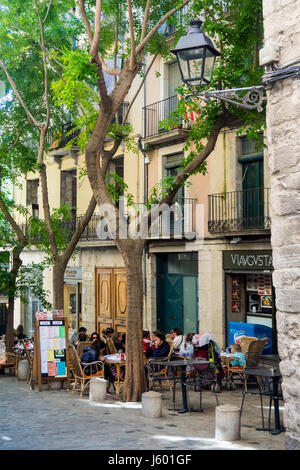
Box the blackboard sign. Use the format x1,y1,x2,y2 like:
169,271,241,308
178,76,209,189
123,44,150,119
31,318,70,392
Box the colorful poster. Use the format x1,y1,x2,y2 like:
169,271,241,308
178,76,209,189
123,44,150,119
47,362,57,377
47,350,55,362
53,337,61,350
56,361,66,376
232,301,241,313
59,326,65,338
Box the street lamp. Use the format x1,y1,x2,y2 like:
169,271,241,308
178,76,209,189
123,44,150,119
170,19,221,89
171,19,265,112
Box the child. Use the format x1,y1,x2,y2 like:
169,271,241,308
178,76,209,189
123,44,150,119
143,330,151,352
230,343,246,367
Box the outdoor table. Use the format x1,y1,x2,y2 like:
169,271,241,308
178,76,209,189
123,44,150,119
151,358,212,414
258,354,280,367
104,359,125,396
242,366,284,435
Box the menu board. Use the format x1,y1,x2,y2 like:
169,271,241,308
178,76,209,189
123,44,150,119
247,274,272,295
39,320,67,378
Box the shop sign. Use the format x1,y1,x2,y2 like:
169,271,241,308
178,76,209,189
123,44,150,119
223,250,273,270
64,266,82,281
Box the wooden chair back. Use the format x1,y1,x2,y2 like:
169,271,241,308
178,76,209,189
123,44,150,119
5,352,18,366
245,340,266,368
239,336,258,354
68,344,84,378
77,341,93,358
106,337,117,354
167,340,174,360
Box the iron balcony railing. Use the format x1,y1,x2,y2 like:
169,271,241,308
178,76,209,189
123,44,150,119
143,95,189,139
20,198,198,244
127,198,197,239
208,187,271,233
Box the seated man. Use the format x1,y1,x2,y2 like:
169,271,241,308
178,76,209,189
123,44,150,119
145,333,170,359
70,327,88,347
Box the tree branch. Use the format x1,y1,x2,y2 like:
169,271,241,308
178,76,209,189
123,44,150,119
0,192,27,246
123,53,157,124
78,0,93,45
160,113,227,205
90,0,103,58
135,0,190,56
78,0,120,77
34,0,51,131
0,60,41,128
140,0,152,43
127,0,136,69
43,0,53,24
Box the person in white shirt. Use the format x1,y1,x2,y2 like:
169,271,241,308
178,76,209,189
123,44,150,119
170,327,183,354
179,333,195,370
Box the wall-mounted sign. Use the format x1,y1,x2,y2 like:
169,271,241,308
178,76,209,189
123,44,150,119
223,250,273,271
64,266,82,281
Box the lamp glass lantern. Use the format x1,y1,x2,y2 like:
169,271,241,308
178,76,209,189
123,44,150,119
171,20,221,89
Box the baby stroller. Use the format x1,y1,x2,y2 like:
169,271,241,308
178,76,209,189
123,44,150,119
192,333,225,392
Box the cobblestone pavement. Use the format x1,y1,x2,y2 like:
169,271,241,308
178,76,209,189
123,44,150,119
0,375,285,451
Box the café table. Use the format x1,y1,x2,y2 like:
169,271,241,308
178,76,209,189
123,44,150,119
104,359,126,396
150,358,214,414
241,366,284,435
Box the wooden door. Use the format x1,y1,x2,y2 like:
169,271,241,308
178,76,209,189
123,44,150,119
95,268,114,335
114,269,127,333
95,267,127,335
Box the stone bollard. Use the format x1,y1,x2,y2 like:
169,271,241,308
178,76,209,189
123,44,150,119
142,391,162,418
89,378,107,402
215,404,241,441
17,360,29,381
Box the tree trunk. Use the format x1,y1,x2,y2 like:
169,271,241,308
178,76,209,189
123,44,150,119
5,248,23,352
52,260,65,310
5,297,15,353
120,241,146,402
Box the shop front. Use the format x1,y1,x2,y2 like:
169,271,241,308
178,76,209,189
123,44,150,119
63,266,82,335
223,249,276,353
156,252,198,335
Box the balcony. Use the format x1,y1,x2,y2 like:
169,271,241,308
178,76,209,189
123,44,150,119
143,95,190,146
208,188,271,235
20,198,198,248
46,121,80,151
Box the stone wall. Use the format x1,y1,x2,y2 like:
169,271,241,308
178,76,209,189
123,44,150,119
263,0,300,449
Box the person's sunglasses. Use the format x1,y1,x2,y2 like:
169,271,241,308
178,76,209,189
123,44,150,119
92,336,98,339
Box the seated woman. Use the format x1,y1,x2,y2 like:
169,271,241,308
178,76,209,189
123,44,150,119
145,333,170,359
113,332,125,353
80,339,105,376
170,327,183,355
179,333,195,372
179,332,194,359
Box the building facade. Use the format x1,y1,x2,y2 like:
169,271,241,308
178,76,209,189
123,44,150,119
262,0,300,450
14,24,276,357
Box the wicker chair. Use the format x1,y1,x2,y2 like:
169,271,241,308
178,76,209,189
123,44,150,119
146,341,175,393
68,344,104,398
0,352,19,376
77,341,93,358
239,336,258,354
226,339,266,391
21,340,33,384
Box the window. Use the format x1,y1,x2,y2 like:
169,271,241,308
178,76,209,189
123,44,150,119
238,135,264,229
61,169,77,217
26,179,39,218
